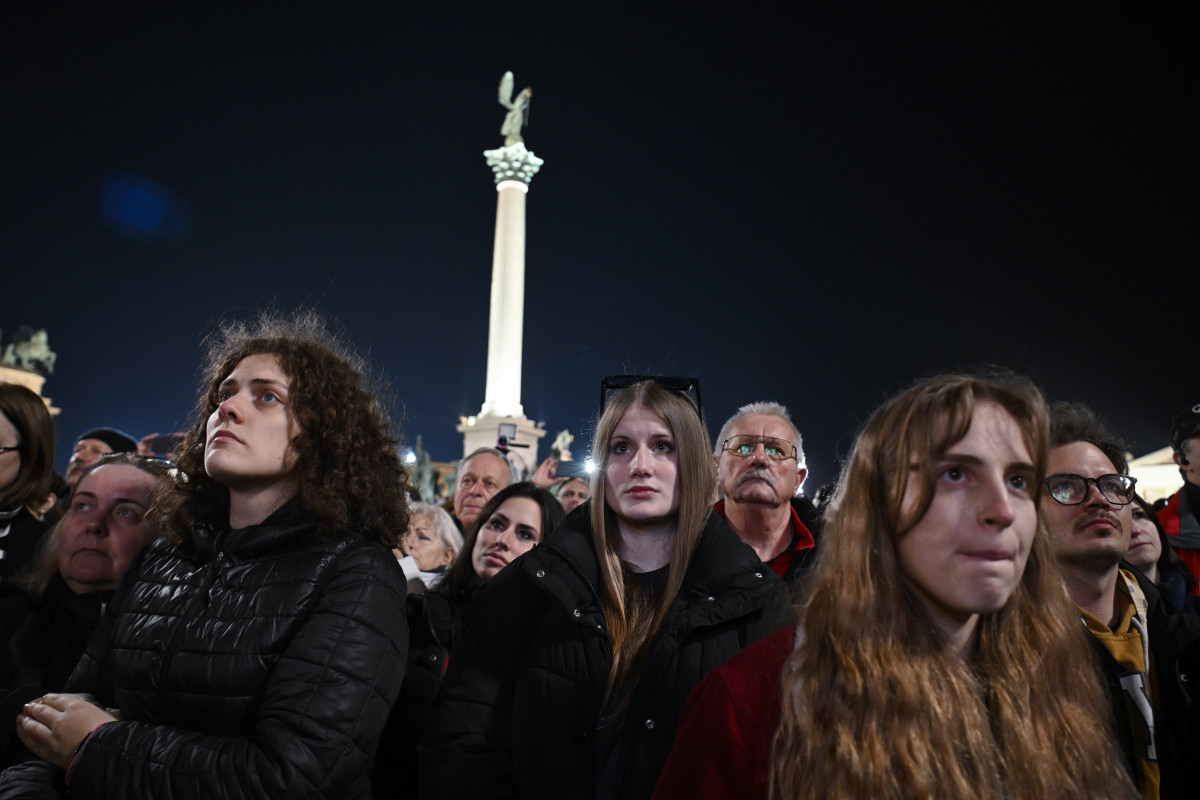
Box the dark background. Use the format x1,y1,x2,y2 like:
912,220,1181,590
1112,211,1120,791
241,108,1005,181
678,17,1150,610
3,3,1195,490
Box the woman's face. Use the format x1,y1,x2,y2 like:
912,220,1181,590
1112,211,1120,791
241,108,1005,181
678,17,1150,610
204,354,300,491
1126,504,1162,570
471,496,543,580
0,411,21,495
57,463,161,593
406,514,455,571
604,404,680,532
895,403,1038,644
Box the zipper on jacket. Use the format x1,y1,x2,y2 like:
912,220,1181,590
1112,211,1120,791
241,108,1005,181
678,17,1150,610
155,536,223,714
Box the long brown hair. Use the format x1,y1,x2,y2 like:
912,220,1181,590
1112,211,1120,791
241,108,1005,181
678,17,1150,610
770,372,1136,799
150,310,410,547
589,380,717,715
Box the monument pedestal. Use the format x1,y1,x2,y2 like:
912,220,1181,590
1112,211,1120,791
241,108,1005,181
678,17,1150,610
0,366,59,414
457,413,546,476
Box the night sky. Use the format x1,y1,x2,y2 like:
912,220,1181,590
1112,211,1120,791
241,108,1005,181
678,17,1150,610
4,3,1196,491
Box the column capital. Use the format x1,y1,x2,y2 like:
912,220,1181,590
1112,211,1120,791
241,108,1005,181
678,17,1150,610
483,142,544,186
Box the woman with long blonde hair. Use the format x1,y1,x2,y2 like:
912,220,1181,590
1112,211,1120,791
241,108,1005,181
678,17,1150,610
654,373,1137,800
421,377,788,799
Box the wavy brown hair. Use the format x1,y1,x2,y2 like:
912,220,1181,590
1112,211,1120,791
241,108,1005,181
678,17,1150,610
589,380,717,716
150,310,410,547
770,372,1136,800
0,382,56,510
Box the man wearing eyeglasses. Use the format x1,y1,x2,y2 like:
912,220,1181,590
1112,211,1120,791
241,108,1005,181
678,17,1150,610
1042,402,1200,800
713,402,819,583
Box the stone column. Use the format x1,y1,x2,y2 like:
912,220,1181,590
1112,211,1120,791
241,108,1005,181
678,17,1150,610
457,142,547,474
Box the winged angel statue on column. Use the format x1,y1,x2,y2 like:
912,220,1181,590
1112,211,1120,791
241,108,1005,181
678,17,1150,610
498,71,532,146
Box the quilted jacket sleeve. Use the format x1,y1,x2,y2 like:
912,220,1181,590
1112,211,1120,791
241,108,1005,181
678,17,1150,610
63,542,406,800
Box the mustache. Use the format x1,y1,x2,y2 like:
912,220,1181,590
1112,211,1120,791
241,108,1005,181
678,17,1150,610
1075,511,1121,533
737,468,775,488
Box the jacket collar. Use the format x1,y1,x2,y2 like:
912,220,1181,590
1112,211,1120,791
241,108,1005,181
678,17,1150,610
196,497,317,559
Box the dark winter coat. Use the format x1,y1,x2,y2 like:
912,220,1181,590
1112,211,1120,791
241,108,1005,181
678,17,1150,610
0,509,48,584
419,508,788,800
0,501,408,800
372,589,458,800
0,577,107,768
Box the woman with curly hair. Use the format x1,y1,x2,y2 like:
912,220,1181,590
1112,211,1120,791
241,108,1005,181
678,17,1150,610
654,373,1138,800
2,311,411,800
421,377,788,799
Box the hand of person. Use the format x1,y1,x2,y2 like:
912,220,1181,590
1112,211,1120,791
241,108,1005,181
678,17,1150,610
17,693,117,771
136,433,160,457
531,457,564,489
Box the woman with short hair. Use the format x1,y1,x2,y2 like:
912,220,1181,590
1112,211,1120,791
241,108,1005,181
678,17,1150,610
396,502,463,592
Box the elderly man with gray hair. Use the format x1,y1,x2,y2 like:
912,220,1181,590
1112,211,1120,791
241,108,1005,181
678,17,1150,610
713,401,820,584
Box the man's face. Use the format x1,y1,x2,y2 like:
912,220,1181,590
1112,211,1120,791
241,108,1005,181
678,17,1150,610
454,453,511,527
557,478,590,514
716,414,806,509
1175,436,1200,487
65,438,116,487
1041,441,1132,572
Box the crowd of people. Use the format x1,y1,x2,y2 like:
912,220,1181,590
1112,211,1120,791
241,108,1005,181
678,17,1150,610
0,310,1196,799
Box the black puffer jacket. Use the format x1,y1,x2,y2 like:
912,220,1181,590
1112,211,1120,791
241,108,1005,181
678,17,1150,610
419,509,788,800
0,502,408,800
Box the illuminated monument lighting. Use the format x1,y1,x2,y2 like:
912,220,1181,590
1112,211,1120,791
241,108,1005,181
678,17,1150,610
457,72,546,473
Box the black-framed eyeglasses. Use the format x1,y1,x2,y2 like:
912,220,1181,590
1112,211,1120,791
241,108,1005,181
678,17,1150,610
1044,473,1137,506
599,375,702,419
720,435,797,462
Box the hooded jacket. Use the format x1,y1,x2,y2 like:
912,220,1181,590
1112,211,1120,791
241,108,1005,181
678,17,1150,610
419,507,788,800
0,502,408,800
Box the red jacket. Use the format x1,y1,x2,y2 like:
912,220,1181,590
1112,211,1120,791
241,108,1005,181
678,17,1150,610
652,624,795,800
1158,490,1200,595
